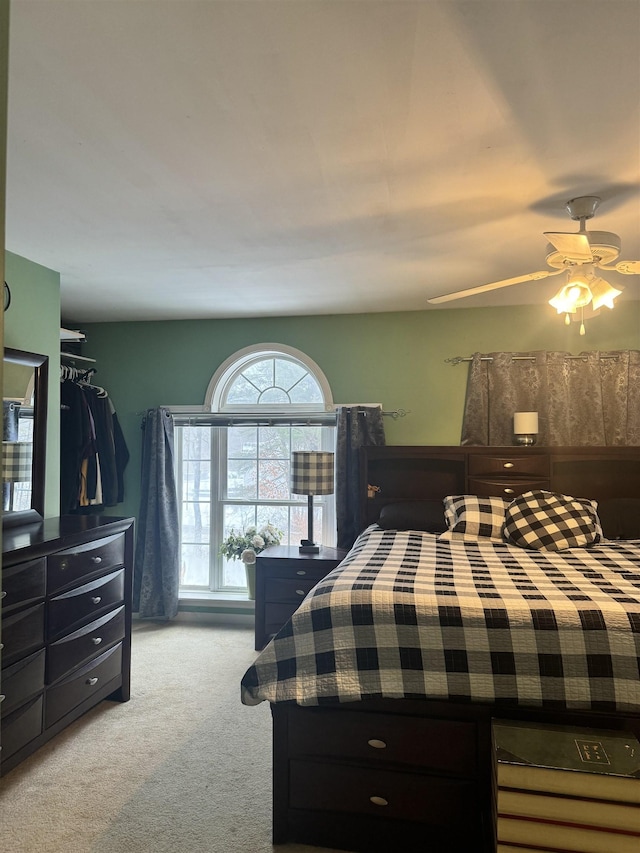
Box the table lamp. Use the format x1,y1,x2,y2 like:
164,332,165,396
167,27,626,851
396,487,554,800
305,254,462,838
513,412,539,446
291,451,334,553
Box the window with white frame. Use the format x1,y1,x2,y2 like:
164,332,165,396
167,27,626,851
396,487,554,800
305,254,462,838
175,345,336,596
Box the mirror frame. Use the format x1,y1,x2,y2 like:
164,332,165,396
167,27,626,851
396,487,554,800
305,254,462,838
3,347,49,528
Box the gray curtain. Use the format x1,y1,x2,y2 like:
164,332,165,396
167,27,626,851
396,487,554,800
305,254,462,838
133,407,180,618
336,406,386,549
461,350,640,446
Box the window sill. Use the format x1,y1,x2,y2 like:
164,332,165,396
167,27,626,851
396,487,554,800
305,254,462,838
178,590,255,611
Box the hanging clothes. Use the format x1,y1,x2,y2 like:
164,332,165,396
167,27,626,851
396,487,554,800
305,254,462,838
60,369,129,513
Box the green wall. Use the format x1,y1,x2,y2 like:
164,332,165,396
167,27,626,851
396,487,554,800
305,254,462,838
5,251,61,516
4,243,638,527
73,302,640,524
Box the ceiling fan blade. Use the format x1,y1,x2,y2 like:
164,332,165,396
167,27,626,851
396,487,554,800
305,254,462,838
427,269,564,304
609,260,640,275
543,231,593,262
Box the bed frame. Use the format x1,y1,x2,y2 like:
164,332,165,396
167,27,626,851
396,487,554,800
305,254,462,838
271,446,640,853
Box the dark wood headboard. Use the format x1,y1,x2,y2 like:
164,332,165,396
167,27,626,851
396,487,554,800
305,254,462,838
360,445,640,532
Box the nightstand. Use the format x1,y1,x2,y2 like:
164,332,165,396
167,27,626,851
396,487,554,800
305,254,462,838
254,545,348,650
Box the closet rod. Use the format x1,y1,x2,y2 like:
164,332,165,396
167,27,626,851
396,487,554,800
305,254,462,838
445,354,620,365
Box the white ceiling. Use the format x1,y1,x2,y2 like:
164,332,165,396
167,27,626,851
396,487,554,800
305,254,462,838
5,0,640,323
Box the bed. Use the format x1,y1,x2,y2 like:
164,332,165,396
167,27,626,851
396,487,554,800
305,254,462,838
241,446,640,853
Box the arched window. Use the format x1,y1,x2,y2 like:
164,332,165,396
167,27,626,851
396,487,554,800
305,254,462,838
206,343,333,412
176,345,336,597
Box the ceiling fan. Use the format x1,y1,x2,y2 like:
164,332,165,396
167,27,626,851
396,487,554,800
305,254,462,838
428,196,640,331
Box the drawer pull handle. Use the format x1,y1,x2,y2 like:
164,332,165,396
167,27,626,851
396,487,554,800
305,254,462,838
369,796,388,807
59,560,68,571
91,596,102,605
92,637,103,645
86,677,99,686
0,694,5,703
296,589,305,596
503,488,515,495
367,739,387,749
296,570,306,576
0,590,6,599
91,556,103,564
503,462,514,469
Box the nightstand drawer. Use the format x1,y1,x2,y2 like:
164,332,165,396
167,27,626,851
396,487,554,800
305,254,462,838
264,602,304,639
1,558,46,614
265,577,319,604
261,560,334,582
48,569,125,640
48,532,126,593
468,478,549,499
468,454,549,478
47,605,126,684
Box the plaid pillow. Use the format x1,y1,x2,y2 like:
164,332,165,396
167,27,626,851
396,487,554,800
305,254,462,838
440,495,509,541
503,490,602,551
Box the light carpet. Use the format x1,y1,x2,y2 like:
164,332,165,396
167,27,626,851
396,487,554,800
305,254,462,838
0,621,348,853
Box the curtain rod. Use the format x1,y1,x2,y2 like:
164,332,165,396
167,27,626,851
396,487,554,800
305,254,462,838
165,407,409,425
445,354,620,365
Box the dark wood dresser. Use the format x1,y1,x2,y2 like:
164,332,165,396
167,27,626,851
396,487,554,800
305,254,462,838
0,515,134,775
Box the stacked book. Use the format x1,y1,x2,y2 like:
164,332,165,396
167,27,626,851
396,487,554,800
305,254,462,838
493,720,640,853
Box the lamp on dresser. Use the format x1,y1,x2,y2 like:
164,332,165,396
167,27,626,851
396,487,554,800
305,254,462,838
513,412,539,446
291,451,334,554
2,440,33,512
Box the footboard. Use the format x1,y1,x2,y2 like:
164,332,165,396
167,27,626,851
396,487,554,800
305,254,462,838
271,699,640,852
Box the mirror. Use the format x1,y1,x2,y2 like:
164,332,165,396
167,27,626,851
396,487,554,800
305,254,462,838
3,347,48,528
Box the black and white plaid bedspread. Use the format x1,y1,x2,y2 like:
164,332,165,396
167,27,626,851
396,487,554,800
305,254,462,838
240,526,640,711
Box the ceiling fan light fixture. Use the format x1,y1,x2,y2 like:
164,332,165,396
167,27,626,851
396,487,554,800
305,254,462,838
428,196,639,314
548,280,592,314
590,276,623,311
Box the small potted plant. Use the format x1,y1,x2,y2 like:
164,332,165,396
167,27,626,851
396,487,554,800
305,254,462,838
219,523,282,599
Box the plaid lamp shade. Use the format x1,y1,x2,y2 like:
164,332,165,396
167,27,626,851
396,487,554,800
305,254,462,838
2,441,33,483
291,451,335,496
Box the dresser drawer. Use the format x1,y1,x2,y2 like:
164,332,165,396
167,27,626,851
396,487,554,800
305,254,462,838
45,642,123,728
1,649,45,717
1,558,46,614
47,532,126,593
265,577,318,604
288,708,477,774
468,478,549,499
289,759,478,825
48,569,125,640
468,454,549,478
1,694,44,761
47,605,126,684
2,602,45,667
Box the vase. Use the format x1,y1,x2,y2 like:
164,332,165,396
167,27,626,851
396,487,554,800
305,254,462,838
245,561,256,600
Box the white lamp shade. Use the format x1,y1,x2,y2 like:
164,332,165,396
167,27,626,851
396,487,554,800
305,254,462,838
513,412,538,435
